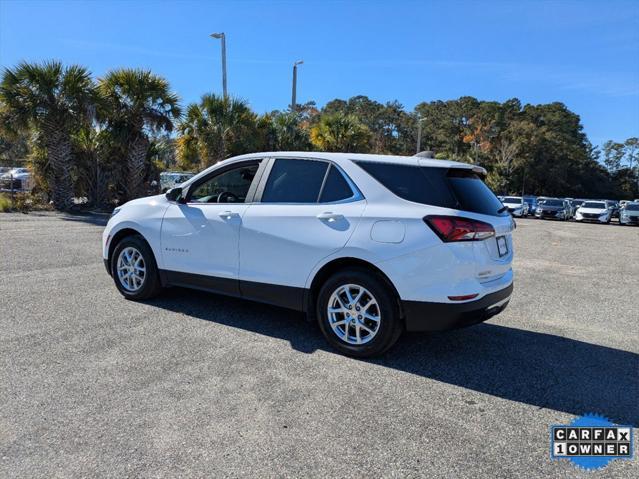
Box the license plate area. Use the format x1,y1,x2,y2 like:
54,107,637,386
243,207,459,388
496,236,508,257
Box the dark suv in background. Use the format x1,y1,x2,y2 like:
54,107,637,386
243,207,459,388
535,198,571,220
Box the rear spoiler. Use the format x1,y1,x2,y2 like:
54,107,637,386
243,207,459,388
413,159,488,179
472,165,487,177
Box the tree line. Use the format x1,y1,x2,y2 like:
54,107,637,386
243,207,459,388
0,61,637,210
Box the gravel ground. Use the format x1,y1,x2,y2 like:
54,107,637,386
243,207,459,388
1,212,637,478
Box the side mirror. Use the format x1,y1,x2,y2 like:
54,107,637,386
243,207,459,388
165,187,185,203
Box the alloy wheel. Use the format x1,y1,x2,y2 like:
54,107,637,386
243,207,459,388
116,246,146,292
327,284,381,345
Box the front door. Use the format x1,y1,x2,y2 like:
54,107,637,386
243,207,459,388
161,160,263,295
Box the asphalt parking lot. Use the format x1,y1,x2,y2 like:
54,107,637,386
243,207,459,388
1,213,637,478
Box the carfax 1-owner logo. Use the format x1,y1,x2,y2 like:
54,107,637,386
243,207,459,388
550,413,634,470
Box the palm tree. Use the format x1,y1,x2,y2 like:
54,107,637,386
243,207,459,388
310,112,372,153
177,94,258,170
0,61,96,209
98,69,180,200
271,111,311,150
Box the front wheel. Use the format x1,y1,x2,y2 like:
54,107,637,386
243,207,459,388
317,269,403,357
111,235,162,300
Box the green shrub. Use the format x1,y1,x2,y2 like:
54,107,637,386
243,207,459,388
0,194,12,212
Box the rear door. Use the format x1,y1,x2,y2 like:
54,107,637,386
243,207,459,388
239,158,366,309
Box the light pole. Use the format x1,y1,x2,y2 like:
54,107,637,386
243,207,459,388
210,32,227,98
291,60,303,111
416,116,427,154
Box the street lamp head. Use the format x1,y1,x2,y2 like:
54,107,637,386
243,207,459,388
210,32,224,39
294,60,304,66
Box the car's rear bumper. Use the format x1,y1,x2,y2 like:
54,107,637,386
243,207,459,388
401,283,513,332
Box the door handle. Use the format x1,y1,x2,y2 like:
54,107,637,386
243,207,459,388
218,211,239,220
317,212,343,222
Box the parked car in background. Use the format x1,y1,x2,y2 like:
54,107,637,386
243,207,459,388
571,199,585,212
605,200,620,219
566,199,584,218
159,171,195,193
103,152,514,357
574,200,611,223
0,167,34,192
619,202,639,226
535,198,571,220
523,196,538,215
501,196,529,217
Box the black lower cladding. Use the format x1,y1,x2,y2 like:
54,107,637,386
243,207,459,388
159,269,307,312
104,258,111,276
402,283,513,332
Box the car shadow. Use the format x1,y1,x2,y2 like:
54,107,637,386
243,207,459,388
60,212,109,227
147,287,639,426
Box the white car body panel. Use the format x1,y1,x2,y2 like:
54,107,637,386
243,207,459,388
239,200,367,288
161,202,249,280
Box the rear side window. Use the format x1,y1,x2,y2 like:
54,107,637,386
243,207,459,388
356,162,456,207
356,161,507,217
320,165,354,202
446,169,508,216
262,159,328,203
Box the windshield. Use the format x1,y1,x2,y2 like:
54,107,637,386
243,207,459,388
625,204,639,211
582,202,606,209
541,199,564,207
572,200,584,206
503,197,522,203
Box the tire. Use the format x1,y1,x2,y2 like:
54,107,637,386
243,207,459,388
111,235,162,300
316,268,403,358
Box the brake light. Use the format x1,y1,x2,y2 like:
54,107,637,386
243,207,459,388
424,215,495,242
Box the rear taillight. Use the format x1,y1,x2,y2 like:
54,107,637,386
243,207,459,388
424,215,495,242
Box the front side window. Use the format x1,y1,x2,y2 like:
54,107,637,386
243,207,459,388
262,159,328,203
189,163,259,203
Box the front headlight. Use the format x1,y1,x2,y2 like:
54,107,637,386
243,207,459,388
110,207,122,218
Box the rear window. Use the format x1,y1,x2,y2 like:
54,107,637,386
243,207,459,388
355,161,507,217
503,197,522,203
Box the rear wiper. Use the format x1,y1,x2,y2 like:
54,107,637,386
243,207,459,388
497,206,508,214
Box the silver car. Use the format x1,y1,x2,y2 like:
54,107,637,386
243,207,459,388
619,202,639,226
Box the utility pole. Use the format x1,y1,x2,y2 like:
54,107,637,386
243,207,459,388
210,32,227,98
416,116,427,154
291,60,303,111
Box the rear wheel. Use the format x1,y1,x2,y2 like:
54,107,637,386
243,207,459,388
111,235,162,300
317,269,402,357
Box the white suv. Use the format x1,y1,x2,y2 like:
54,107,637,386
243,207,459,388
500,196,529,217
103,153,514,357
